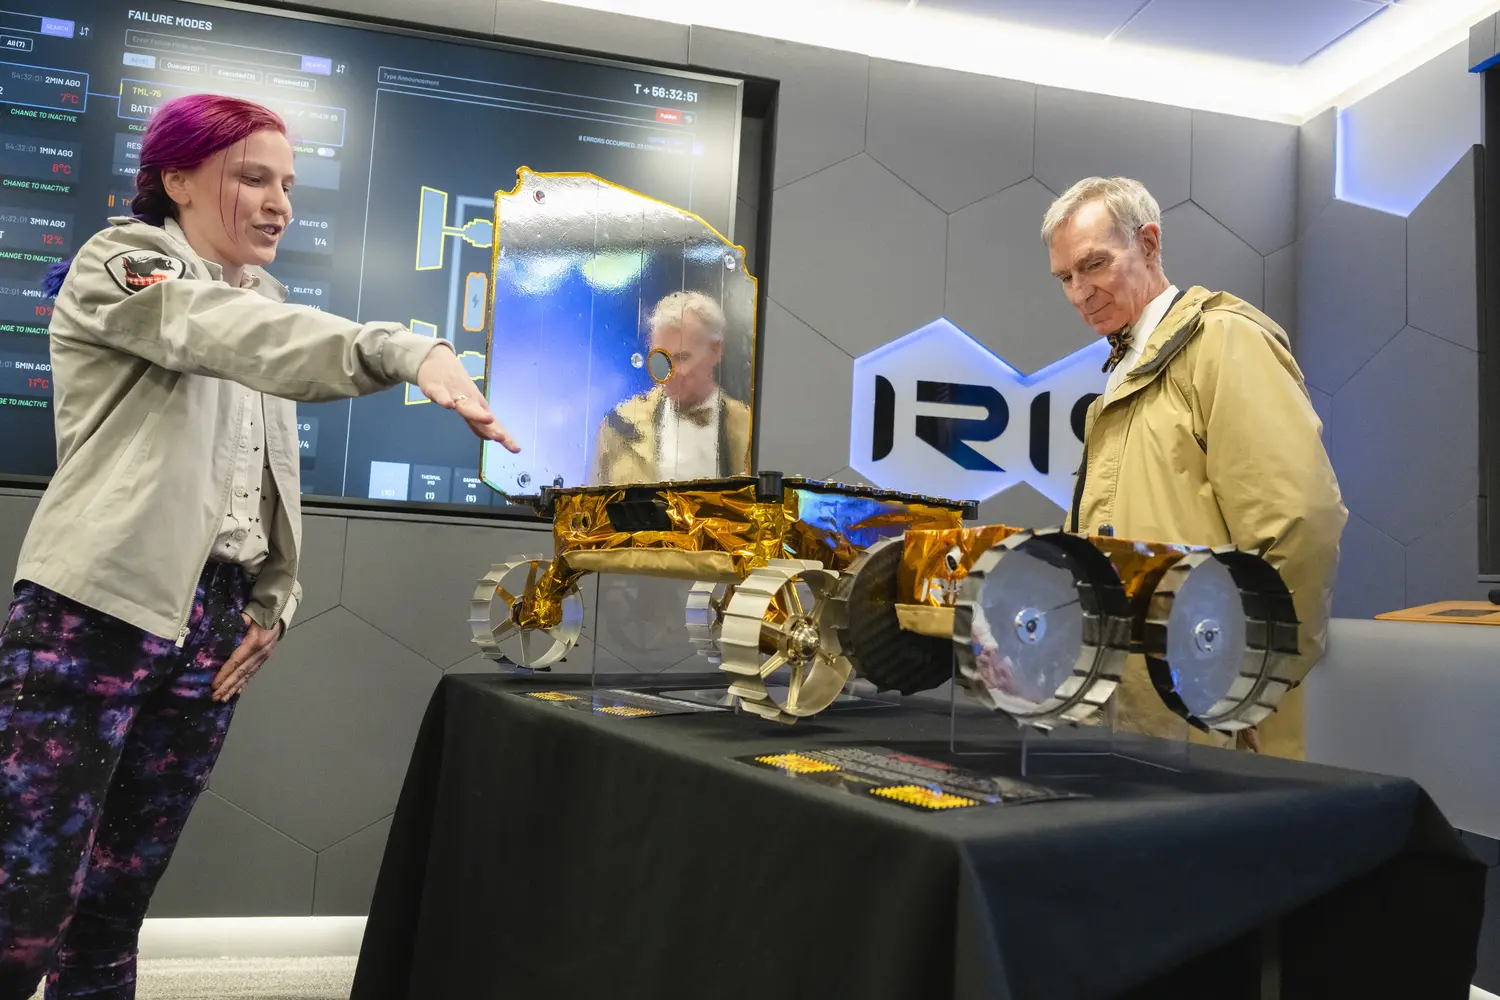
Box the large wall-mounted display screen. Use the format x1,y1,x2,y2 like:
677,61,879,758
0,0,744,512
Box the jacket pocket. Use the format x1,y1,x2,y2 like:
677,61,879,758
83,411,161,519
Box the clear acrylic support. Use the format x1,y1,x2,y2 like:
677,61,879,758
948,651,1193,779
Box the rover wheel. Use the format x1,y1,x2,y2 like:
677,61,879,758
685,580,733,666
834,538,953,695
954,530,1132,729
1143,547,1300,732
718,559,852,724
469,556,584,669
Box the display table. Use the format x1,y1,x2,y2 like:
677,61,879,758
350,673,1483,1000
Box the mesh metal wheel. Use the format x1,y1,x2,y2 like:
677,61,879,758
834,538,953,695
468,557,584,669
954,530,1132,729
718,559,852,724
1143,546,1300,732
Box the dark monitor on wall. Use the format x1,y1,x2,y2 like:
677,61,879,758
1482,70,1500,574
0,0,759,517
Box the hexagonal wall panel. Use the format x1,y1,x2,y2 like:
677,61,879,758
0,493,36,582
1161,202,1264,308
866,59,1034,213
292,514,346,627
1034,86,1191,208
1331,327,1477,544
1296,199,1407,393
689,27,868,189
1408,148,1478,351
1306,384,1333,440
1299,108,1336,235
211,608,441,851
1265,243,1298,348
1407,501,1486,607
342,517,553,668
946,177,1095,375
1191,110,1297,255
314,816,392,917
756,301,854,480
768,153,948,358
149,792,315,918
977,481,1069,530
1331,515,1407,619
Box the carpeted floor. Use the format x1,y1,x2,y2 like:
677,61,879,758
25,956,357,999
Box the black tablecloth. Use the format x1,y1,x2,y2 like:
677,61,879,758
350,673,1483,1000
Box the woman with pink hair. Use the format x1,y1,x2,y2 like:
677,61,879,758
1,94,517,1000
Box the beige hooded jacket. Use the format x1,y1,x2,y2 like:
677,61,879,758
1070,285,1347,759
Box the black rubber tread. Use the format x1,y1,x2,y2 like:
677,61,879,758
840,541,954,696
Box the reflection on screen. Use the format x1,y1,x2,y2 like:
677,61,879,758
480,169,757,498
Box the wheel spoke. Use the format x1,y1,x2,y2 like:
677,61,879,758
524,561,538,595
779,580,803,618
758,652,787,679
519,629,534,665
786,660,805,709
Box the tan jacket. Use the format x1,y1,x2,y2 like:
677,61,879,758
1071,286,1347,759
590,386,752,485
17,217,446,643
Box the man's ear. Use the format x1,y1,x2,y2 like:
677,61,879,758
1138,222,1162,265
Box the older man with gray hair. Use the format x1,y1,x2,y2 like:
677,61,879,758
1043,176,1346,759
590,290,751,485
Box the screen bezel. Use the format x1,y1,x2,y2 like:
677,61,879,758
2,0,757,524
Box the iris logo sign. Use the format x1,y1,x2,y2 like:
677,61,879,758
849,319,1110,509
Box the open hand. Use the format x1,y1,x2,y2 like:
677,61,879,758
417,348,520,452
212,614,279,702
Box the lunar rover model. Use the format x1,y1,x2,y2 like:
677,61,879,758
458,169,1303,734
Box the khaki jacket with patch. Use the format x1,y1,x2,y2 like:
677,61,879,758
17,216,448,643
1070,286,1347,759
589,385,752,485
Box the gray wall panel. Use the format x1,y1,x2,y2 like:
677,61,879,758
766,154,947,358
1331,327,1478,544
210,608,442,852
946,178,1095,375
1407,501,1488,607
866,60,1034,213
1408,148,1479,350
1190,111,1298,255
0,494,35,585
1296,199,1407,393
313,817,394,916
294,515,347,626
297,0,497,34
688,27,868,189
1160,202,1264,308
149,792,316,918
1034,87,1192,207
755,301,854,479
493,0,688,63
1331,515,1408,619
1298,108,1336,235
1264,242,1298,347
341,517,551,668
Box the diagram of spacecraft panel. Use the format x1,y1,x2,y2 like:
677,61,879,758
451,168,760,497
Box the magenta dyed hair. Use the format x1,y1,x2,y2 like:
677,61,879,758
131,93,286,225
44,94,285,296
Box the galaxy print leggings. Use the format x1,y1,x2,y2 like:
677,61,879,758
0,562,249,1000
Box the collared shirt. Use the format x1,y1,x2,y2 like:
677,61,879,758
211,386,279,575
1105,283,1179,403
658,387,721,480
211,269,282,576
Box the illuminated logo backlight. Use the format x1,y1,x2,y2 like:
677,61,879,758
850,319,1110,509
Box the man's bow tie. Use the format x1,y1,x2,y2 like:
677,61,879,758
1102,328,1132,374
680,403,715,427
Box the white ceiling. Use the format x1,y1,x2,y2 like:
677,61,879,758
539,0,1500,122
